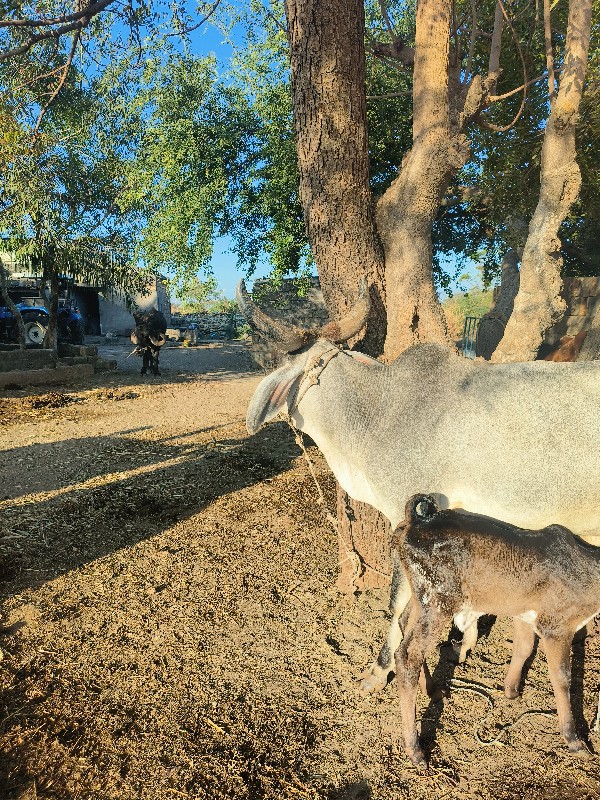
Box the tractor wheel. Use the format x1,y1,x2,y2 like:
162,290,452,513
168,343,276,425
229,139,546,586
24,320,47,346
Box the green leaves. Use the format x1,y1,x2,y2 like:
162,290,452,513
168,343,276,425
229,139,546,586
114,52,257,284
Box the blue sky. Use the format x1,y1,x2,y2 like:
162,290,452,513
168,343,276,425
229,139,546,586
208,235,273,298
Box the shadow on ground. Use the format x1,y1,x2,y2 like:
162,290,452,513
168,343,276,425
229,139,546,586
0,421,301,596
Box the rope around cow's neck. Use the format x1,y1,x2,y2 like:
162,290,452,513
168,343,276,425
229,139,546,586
287,417,392,587
286,344,342,416
285,343,395,587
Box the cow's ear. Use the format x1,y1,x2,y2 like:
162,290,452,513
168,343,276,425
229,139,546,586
247,361,304,434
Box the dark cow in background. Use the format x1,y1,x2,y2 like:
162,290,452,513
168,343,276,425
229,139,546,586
131,308,167,376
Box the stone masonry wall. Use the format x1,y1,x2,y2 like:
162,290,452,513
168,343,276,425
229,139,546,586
169,312,246,340
247,278,329,369
546,276,600,344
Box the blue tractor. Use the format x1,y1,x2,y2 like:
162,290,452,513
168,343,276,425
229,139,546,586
0,302,85,346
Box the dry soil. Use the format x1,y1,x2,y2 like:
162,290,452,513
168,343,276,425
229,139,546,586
0,339,599,800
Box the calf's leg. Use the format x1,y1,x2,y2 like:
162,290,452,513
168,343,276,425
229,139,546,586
504,618,536,699
394,603,448,768
360,557,411,694
360,560,440,698
540,628,588,755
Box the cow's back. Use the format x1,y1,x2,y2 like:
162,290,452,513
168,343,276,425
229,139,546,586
360,345,600,540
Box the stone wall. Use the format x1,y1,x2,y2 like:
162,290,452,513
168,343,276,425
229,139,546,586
0,344,116,389
170,312,245,340
475,275,600,359
546,277,600,344
246,278,329,369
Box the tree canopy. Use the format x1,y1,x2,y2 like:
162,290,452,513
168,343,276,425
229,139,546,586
0,0,598,300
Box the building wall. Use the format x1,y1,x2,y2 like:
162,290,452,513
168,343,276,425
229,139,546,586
98,278,172,336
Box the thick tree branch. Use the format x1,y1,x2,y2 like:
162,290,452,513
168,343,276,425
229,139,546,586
372,36,415,67
487,0,504,94
479,0,528,132
0,0,114,29
465,0,477,78
0,15,91,62
543,0,556,105
379,0,395,37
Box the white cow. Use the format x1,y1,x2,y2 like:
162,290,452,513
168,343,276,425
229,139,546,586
239,279,600,689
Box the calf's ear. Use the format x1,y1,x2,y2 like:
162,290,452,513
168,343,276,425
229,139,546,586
247,362,304,434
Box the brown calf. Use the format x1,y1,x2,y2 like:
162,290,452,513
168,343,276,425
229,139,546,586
391,495,599,768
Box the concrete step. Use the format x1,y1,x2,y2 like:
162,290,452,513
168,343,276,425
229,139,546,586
0,349,56,372
0,363,94,389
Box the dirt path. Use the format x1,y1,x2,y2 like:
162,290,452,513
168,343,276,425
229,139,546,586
1,341,599,800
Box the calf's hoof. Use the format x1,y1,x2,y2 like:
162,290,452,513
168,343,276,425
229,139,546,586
567,738,591,759
406,744,428,770
504,684,520,700
358,663,391,695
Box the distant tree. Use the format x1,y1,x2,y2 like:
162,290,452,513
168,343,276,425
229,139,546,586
0,64,148,351
442,288,494,340
174,275,236,313
115,53,256,288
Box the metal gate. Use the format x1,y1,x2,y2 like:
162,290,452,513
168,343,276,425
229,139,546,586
462,316,481,359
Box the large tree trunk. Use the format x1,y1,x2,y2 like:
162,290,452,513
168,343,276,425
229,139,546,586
377,0,460,361
284,0,497,591
285,0,392,591
491,0,593,362
284,0,386,355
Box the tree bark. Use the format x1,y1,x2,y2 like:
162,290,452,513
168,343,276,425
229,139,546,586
377,0,468,361
475,248,520,359
284,0,386,355
0,266,26,349
491,0,593,363
285,0,392,591
284,0,499,590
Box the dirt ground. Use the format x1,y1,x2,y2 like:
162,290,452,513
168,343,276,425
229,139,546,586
1,339,599,800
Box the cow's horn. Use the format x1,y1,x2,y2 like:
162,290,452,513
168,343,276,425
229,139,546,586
318,277,371,342
149,332,166,347
236,280,306,353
